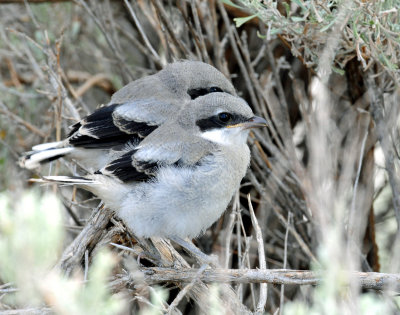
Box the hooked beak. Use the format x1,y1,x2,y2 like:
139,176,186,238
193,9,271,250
227,116,268,129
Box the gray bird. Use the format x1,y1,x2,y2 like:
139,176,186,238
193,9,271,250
20,60,236,171
20,61,267,239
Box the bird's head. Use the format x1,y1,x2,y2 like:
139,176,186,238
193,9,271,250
159,60,236,100
180,93,267,146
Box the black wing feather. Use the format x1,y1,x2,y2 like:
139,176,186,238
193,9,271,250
104,150,158,182
68,104,157,149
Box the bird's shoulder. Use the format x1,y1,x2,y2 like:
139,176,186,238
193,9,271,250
100,125,218,183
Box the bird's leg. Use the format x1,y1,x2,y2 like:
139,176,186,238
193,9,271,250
170,236,219,267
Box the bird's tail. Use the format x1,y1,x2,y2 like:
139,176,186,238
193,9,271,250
19,141,73,170
30,175,126,210
30,175,99,186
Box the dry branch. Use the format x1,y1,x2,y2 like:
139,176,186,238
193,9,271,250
366,75,400,229
134,268,400,292
0,101,46,138
56,204,113,276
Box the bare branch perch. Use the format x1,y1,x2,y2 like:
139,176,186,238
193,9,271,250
134,268,400,292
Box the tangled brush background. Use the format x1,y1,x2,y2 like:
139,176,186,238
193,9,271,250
1,0,400,313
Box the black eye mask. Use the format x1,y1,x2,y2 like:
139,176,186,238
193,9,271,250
196,113,249,131
187,86,224,99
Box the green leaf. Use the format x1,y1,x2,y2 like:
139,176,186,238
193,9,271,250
331,65,345,75
257,30,266,39
270,28,283,35
233,14,258,28
320,18,336,32
291,16,305,22
282,2,291,17
220,0,243,9
379,53,398,70
352,20,359,40
292,0,307,12
360,32,368,43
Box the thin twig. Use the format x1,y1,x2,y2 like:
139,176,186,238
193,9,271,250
248,194,267,314
224,195,238,268
150,0,193,58
56,203,113,276
166,264,208,314
366,74,400,230
280,212,292,315
123,0,162,65
0,101,46,137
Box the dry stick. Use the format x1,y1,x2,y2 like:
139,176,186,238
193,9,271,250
84,249,89,281
264,40,304,179
248,194,267,314
150,0,193,58
251,41,267,67
235,195,243,301
74,0,133,82
237,200,253,303
217,2,260,112
224,197,238,269
115,25,160,68
247,171,317,264
273,207,318,264
166,264,208,314
241,235,256,309
123,0,162,66
74,73,111,98
190,0,210,63
279,212,292,315
0,101,46,137
170,236,218,267
56,204,114,276
148,239,250,315
5,58,21,89
47,66,81,122
138,268,400,291
209,0,228,74
177,4,205,62
0,0,77,2
236,32,266,115
366,75,400,230
60,69,91,115
264,41,293,148
16,24,82,123
0,308,52,314
53,31,63,142
237,32,284,154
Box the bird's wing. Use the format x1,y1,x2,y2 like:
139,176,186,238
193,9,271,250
67,99,181,149
101,125,218,182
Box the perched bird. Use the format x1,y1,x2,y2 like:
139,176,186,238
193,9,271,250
20,61,267,239
20,60,236,171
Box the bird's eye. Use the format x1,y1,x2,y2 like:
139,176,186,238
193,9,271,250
218,112,231,123
208,86,223,93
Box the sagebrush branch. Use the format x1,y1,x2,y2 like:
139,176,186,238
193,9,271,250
134,267,400,292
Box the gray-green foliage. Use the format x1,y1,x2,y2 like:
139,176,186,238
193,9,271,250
0,191,125,314
233,0,400,76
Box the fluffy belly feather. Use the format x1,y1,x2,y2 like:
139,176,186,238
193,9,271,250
115,147,249,238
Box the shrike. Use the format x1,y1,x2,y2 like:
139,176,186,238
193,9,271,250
20,61,267,239
20,61,236,171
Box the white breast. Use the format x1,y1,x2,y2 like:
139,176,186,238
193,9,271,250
115,145,250,238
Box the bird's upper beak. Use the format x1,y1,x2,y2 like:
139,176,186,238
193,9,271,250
227,116,268,129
